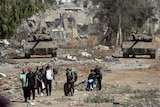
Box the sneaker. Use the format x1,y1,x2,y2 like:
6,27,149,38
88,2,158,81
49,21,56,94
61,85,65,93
93,84,96,88
28,100,31,103
24,99,27,102
90,87,93,90
86,88,89,91
71,93,74,96
40,93,43,97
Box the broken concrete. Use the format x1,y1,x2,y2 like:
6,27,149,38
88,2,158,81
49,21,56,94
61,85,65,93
81,52,92,57
0,73,6,78
93,45,110,51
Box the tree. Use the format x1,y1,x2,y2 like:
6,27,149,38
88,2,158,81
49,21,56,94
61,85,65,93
93,0,153,46
0,0,50,39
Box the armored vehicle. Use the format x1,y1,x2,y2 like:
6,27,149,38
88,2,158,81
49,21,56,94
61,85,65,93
122,33,157,59
24,32,57,58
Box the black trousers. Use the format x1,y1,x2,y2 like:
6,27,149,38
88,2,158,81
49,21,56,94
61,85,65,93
67,82,74,94
37,81,42,95
22,87,29,101
28,85,35,100
45,80,52,96
98,79,102,90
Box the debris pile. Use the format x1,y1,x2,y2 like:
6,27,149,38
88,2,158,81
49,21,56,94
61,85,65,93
0,74,22,102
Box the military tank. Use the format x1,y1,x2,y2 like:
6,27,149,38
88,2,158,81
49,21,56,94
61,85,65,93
24,32,57,58
122,33,157,59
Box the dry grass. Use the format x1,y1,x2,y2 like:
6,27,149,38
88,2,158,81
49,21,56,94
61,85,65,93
83,84,160,106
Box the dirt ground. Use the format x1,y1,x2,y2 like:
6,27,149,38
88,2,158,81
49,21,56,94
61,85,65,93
1,36,160,107
6,62,160,107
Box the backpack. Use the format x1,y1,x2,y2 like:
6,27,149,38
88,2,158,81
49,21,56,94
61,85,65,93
71,71,78,82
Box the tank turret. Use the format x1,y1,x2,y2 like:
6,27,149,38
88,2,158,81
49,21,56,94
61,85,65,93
129,33,152,42
28,32,52,42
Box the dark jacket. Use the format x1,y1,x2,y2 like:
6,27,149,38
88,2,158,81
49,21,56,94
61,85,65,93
40,68,46,81
88,73,96,80
94,68,102,80
66,72,74,83
35,71,43,82
26,72,36,86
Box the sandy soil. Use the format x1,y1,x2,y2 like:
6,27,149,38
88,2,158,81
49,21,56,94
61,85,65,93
8,63,160,107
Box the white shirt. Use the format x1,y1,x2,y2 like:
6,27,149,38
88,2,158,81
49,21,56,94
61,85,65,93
46,68,53,80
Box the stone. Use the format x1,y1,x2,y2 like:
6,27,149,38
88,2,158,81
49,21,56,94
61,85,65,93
81,52,92,57
94,45,109,51
0,72,6,78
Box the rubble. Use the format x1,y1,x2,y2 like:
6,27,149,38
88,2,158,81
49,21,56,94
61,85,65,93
1,50,6,57
0,39,10,48
112,48,123,58
15,63,26,68
15,49,21,54
81,52,92,57
0,75,22,102
66,55,77,61
3,39,10,46
27,62,35,67
0,73,6,78
0,57,6,65
93,45,110,51
58,54,77,61
104,56,119,62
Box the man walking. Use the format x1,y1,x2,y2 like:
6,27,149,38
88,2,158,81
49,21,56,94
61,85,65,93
20,68,28,102
26,67,37,102
66,68,75,96
45,64,54,96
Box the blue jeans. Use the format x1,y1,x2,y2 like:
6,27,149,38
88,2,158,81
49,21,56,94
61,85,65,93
87,79,94,89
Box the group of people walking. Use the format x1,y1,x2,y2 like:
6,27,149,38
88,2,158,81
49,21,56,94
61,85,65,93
20,64,55,102
20,64,102,102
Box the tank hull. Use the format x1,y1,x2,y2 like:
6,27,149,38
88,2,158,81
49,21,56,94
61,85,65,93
122,41,157,58
24,41,57,58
